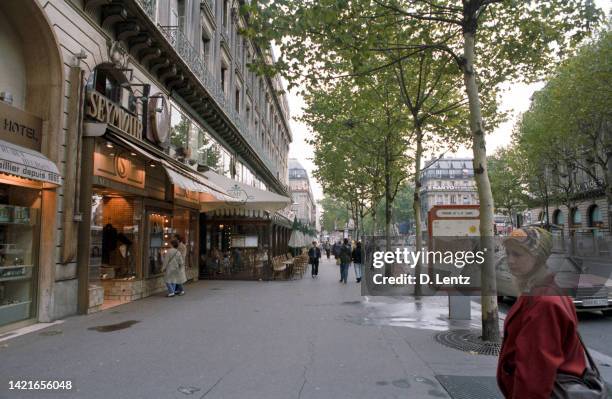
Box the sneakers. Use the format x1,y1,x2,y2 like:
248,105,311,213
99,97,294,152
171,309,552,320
177,291,185,296
356,278,361,283
167,293,175,297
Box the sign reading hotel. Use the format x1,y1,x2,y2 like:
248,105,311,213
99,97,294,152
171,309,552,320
0,101,42,151
86,91,143,139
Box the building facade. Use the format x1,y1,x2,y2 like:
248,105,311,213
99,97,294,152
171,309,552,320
525,167,609,235
0,0,291,332
288,159,316,227
419,157,478,228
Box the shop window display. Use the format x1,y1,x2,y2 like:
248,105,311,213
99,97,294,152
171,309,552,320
0,184,40,327
147,212,173,276
90,194,140,281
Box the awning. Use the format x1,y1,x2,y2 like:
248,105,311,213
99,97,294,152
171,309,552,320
110,135,233,202
200,170,291,212
160,161,234,202
0,140,61,186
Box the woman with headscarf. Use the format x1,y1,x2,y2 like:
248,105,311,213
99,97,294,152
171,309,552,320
497,227,588,398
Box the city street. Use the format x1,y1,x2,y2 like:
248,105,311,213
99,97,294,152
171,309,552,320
0,256,610,399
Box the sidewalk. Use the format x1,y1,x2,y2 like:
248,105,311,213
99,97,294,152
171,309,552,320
0,257,501,399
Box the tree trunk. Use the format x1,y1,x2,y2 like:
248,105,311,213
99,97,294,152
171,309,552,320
606,150,612,233
462,30,500,343
384,136,392,276
413,125,424,296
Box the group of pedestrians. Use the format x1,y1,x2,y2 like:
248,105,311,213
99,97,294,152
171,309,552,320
307,238,363,283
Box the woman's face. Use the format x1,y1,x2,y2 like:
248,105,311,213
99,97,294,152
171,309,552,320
505,245,538,277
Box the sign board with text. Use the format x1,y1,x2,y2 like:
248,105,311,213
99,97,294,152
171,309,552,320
0,101,42,151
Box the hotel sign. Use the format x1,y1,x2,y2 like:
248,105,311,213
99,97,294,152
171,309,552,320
0,101,42,151
86,91,143,139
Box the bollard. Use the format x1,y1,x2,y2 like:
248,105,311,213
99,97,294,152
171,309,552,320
448,293,471,320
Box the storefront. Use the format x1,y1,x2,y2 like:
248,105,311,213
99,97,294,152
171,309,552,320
0,102,62,328
78,64,232,313
199,171,292,280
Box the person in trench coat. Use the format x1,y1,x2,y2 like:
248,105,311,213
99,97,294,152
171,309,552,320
497,227,586,398
163,239,187,297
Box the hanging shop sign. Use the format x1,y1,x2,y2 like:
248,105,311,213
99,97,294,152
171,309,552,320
86,91,143,139
0,101,42,151
93,141,145,189
147,94,170,145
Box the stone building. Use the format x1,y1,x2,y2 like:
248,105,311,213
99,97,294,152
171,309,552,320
0,0,292,332
419,157,479,228
288,159,316,228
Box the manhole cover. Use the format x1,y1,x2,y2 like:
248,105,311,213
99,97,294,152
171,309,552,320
434,330,501,356
435,375,502,399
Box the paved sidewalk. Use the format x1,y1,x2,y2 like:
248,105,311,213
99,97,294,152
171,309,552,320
0,257,500,399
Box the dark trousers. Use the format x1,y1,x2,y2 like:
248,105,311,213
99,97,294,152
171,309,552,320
311,260,319,276
325,250,330,259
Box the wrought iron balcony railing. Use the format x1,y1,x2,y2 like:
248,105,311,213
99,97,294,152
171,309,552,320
135,0,281,181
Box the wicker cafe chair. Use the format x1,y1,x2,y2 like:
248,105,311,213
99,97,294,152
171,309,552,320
292,255,306,279
272,256,287,280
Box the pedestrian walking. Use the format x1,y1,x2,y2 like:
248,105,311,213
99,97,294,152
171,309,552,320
174,234,188,265
352,241,363,283
324,241,331,259
497,227,604,398
332,240,341,260
338,238,352,284
308,241,321,278
162,239,187,297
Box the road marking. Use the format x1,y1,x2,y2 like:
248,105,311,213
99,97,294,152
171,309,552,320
0,320,64,343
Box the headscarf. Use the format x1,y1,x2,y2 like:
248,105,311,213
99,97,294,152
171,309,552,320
503,227,554,293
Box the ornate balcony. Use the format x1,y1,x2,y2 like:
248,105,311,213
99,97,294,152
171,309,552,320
132,0,282,187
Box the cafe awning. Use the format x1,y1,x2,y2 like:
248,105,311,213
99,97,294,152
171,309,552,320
200,170,291,213
110,135,233,202
0,139,61,186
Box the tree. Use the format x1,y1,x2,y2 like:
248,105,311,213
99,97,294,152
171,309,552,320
303,72,412,259
488,146,528,226
513,29,611,253
246,0,602,342
319,197,351,233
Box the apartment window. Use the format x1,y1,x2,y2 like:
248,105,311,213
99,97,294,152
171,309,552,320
201,32,211,66
222,0,229,28
450,195,456,204
235,87,240,113
246,102,251,123
220,64,227,93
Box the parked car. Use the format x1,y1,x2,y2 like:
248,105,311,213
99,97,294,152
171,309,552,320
495,253,612,315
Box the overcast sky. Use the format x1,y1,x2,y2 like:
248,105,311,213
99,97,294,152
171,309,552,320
285,1,610,202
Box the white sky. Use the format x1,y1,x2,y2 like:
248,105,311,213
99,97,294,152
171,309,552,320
285,0,610,202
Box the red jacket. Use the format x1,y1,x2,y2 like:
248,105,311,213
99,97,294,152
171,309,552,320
497,294,586,398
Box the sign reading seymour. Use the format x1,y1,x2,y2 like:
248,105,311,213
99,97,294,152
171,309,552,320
86,91,143,139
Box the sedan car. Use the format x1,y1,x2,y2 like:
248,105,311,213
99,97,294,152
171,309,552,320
495,253,612,315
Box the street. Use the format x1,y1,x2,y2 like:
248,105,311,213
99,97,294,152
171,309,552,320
0,256,611,399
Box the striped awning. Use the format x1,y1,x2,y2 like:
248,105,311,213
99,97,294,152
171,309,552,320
0,139,61,186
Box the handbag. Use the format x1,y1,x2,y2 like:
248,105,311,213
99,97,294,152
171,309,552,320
335,258,341,265
552,303,607,399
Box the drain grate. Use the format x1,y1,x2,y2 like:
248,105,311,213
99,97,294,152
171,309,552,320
434,329,501,356
435,375,502,399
